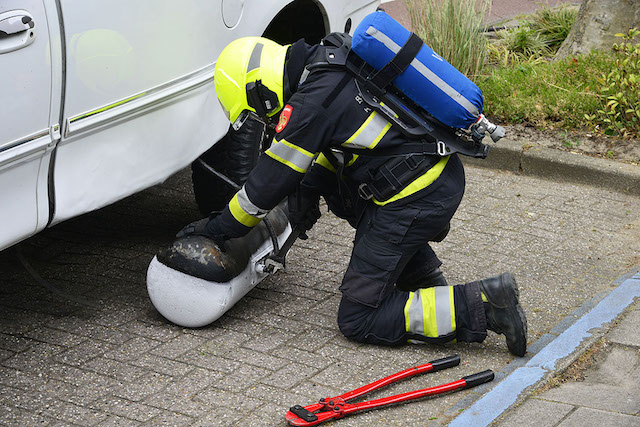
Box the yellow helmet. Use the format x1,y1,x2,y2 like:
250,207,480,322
214,37,290,125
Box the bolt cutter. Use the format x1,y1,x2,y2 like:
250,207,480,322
285,354,494,426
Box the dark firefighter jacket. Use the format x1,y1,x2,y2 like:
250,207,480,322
215,40,454,239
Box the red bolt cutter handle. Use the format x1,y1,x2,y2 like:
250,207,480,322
300,354,460,415
286,355,494,426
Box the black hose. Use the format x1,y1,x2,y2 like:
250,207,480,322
16,246,101,308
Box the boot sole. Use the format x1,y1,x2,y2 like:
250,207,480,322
502,273,528,357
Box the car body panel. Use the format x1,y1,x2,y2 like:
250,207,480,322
0,0,60,250
0,0,380,250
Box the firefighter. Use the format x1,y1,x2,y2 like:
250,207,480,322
179,36,527,356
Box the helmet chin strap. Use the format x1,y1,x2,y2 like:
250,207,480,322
246,79,280,122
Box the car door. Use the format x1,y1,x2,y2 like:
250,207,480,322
0,0,62,251
51,0,228,225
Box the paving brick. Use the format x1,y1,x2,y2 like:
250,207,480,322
144,410,194,426
194,387,263,411
1,384,59,412
259,364,321,390
233,348,289,371
0,403,52,425
128,353,194,377
82,357,150,382
275,347,335,370
47,317,132,345
45,377,111,407
98,414,142,426
288,327,339,352
20,326,87,348
92,396,163,422
103,336,162,362
499,398,574,426
116,320,182,342
144,392,207,417
150,333,208,359
584,346,640,387
559,407,640,426
540,382,640,416
162,367,225,398
244,383,308,407
608,307,640,347
40,400,110,426
108,371,173,402
0,367,43,392
178,349,241,374
2,341,65,372
236,403,286,426
190,406,243,427
217,364,272,392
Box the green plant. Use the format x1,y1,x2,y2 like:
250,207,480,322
529,4,578,51
496,25,550,59
596,29,640,137
405,0,489,79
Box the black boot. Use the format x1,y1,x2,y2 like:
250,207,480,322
479,273,527,357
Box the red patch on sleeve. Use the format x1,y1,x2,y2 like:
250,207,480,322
276,104,293,133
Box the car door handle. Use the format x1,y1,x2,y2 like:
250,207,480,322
0,10,36,54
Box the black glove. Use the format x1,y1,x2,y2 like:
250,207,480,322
176,212,227,250
288,190,321,240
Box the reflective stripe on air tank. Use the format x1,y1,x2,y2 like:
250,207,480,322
365,27,479,117
342,111,392,150
265,138,315,173
404,286,456,338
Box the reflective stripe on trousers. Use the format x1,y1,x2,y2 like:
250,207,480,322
404,286,456,339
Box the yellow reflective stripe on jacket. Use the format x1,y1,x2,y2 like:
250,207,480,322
316,153,336,173
342,111,392,150
374,156,450,206
266,138,315,173
229,193,262,227
404,287,455,338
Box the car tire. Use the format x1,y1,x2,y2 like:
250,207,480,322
191,119,265,216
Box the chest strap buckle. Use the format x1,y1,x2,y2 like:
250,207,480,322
358,183,374,200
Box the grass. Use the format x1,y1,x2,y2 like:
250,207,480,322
478,51,613,129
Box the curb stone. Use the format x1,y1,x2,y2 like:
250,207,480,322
462,138,640,196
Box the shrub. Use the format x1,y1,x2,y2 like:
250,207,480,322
529,5,578,51
595,29,640,138
489,4,577,63
496,25,550,59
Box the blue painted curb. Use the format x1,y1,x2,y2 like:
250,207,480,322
449,271,640,426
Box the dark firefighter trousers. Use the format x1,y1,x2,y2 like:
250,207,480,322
333,155,487,346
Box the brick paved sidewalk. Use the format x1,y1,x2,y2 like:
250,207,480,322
498,297,640,426
1,163,638,426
